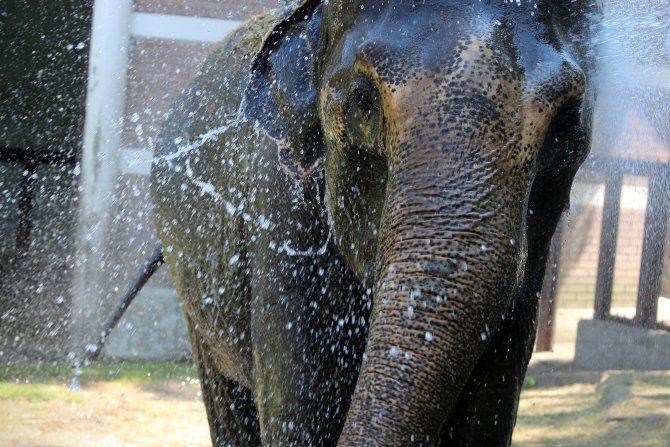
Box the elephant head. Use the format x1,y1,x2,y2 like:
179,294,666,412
245,0,598,445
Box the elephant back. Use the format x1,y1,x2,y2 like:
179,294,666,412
149,9,290,388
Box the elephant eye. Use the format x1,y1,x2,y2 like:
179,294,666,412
349,90,375,114
345,77,381,147
346,77,378,115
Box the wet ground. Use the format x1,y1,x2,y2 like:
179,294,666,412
0,362,669,447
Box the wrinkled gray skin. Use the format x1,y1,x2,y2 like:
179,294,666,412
151,1,599,446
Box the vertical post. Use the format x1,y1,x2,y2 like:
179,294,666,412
71,0,133,358
594,166,623,320
536,216,564,352
634,164,670,328
16,161,36,254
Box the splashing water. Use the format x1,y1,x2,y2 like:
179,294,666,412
153,98,253,165
593,0,669,152
70,363,82,392
150,93,334,258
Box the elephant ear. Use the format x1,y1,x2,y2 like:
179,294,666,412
244,0,325,179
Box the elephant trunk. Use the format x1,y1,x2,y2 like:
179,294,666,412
337,150,529,446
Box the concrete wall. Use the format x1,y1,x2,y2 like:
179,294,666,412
663,225,670,297
575,319,670,370
104,286,191,360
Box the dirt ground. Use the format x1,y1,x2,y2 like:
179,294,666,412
515,364,670,446
0,380,210,447
1,363,669,447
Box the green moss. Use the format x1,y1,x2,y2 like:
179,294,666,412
0,361,197,384
522,374,537,388
0,382,82,402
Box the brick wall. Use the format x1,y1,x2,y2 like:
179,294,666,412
556,102,669,311
556,203,601,309
133,0,281,20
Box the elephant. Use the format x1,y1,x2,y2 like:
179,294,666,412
150,0,599,445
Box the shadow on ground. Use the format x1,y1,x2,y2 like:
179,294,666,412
527,360,604,387
514,362,670,447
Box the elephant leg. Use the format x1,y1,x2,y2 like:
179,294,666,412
249,252,367,447
188,318,261,447
438,296,538,447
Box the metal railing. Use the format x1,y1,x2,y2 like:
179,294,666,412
587,157,670,330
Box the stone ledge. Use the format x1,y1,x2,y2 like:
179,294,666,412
574,319,670,370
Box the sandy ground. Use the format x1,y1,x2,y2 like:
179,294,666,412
0,380,210,447
2,310,668,447
1,366,669,447
516,367,670,446
1,303,668,447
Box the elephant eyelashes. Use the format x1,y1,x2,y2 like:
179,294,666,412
344,77,382,148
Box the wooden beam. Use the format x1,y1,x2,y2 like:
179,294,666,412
634,164,670,328
0,147,76,165
16,161,36,254
594,169,623,320
536,217,564,352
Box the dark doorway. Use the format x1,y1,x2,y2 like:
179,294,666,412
0,1,93,362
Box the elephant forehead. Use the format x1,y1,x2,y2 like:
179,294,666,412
346,11,523,84
368,36,523,134
360,36,546,179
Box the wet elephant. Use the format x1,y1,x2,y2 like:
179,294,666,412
151,1,599,446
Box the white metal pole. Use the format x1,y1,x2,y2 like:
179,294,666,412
71,0,133,360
